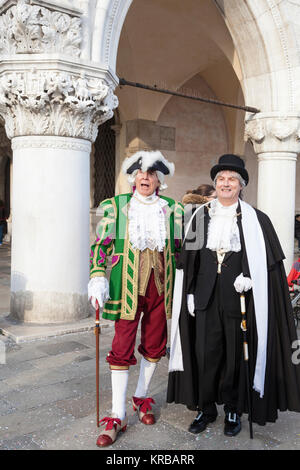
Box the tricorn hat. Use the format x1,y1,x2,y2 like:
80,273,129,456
122,150,175,191
210,154,249,186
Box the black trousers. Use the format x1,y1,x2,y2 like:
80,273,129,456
195,277,243,416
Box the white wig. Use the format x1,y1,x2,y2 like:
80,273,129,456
122,150,175,191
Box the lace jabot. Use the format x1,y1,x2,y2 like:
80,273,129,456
206,199,241,253
128,190,167,252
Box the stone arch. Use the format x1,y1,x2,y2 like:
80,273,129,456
91,0,299,112
91,0,134,75
214,0,299,112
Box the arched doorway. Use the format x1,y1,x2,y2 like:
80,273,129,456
113,0,255,203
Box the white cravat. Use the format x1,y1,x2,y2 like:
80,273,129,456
206,199,240,253
128,189,167,252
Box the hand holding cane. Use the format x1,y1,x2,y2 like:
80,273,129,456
95,300,100,427
240,293,254,439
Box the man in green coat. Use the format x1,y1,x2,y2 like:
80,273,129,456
88,150,183,447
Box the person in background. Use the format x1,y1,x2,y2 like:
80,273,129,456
287,257,300,290
182,184,216,206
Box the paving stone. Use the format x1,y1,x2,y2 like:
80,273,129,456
0,434,41,450
2,366,71,391
54,392,96,419
29,350,93,370
36,341,89,356
34,415,100,450
5,346,49,364
1,377,94,411
0,405,75,441
0,398,16,416
0,360,35,380
1,244,300,451
73,355,93,363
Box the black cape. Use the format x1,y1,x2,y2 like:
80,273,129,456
167,208,300,425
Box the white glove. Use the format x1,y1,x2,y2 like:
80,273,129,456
88,277,110,309
234,273,252,293
187,294,195,317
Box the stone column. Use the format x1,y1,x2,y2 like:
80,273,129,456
0,1,118,323
245,113,300,271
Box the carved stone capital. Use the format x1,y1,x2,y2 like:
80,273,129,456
0,69,119,142
0,1,119,142
244,113,300,155
0,0,82,57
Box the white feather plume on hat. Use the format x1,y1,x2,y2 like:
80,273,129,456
122,150,175,191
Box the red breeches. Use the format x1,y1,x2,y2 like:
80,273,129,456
106,271,167,369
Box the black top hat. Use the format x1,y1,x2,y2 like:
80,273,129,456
210,154,249,186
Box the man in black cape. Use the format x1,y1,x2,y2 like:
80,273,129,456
167,154,300,436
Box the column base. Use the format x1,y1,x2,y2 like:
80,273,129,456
0,313,113,343
10,291,90,324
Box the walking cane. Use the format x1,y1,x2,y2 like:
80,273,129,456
240,293,254,439
95,300,100,427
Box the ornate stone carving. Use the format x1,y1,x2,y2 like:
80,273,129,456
11,135,91,152
244,118,265,143
0,69,119,141
244,114,300,154
0,0,81,56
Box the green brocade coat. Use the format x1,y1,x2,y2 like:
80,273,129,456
90,193,183,321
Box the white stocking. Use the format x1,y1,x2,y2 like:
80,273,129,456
111,370,129,420
134,357,157,398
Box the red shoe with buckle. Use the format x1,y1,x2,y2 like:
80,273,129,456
96,414,128,447
132,396,156,425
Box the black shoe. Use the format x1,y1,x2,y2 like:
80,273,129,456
188,411,217,434
224,412,241,437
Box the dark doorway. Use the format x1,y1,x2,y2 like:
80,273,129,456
93,117,116,207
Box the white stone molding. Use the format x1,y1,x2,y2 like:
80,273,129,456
91,0,133,75
244,113,300,155
0,0,82,57
11,135,91,152
0,69,119,141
